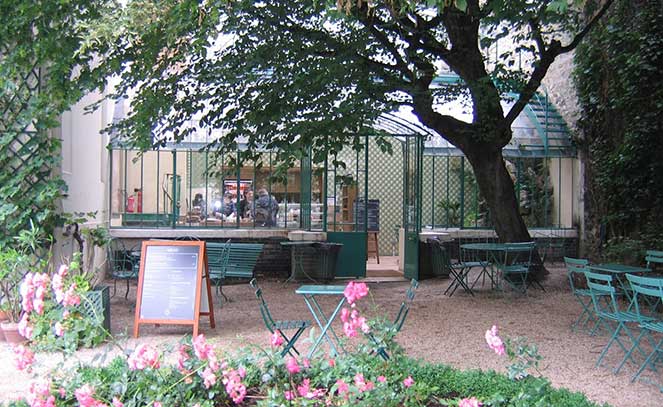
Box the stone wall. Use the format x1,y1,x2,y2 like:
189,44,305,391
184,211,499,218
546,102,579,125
542,52,581,134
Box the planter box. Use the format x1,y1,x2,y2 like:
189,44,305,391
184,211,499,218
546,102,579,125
79,286,111,333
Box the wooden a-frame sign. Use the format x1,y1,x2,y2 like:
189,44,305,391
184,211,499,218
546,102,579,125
133,240,215,338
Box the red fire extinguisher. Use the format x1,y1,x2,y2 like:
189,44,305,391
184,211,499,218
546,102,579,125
135,188,143,213
126,194,135,213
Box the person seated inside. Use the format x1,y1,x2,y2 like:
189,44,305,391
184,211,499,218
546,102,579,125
192,193,207,220
212,192,236,219
224,192,237,218
254,188,279,227
238,188,254,219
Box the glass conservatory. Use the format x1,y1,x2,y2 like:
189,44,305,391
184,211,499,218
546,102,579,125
108,87,578,280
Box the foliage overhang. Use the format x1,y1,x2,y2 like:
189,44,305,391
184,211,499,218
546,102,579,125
79,0,609,164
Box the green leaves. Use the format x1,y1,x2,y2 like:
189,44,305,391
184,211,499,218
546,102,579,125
574,1,663,253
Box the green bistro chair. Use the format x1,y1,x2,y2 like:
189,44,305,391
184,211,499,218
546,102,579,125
429,240,472,297
645,250,663,271
369,279,419,360
623,274,663,388
249,279,310,357
107,238,140,299
206,240,232,299
458,238,494,290
496,242,535,294
584,271,651,372
564,257,605,335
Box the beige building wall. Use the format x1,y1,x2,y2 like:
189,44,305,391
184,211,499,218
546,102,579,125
549,157,576,228
57,91,112,276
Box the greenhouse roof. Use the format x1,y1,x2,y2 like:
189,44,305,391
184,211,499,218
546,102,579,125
110,74,575,158
376,98,574,158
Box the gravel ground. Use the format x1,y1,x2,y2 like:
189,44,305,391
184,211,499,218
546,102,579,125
1,266,662,406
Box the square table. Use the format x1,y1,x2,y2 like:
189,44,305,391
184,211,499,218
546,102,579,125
281,241,318,282
295,284,347,358
460,243,521,291
588,263,651,302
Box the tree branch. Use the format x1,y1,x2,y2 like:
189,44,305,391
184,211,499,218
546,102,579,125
528,18,547,59
558,0,615,54
504,0,615,125
362,20,412,79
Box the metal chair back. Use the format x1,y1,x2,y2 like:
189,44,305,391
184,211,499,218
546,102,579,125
250,278,277,331
645,250,663,271
393,279,419,332
584,271,620,314
564,256,589,292
626,273,663,318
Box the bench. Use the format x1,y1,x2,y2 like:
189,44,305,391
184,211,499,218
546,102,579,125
206,241,264,301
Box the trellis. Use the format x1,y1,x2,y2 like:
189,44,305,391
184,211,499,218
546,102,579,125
0,52,63,247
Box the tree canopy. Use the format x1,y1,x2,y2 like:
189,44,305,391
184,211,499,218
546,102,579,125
81,1,610,158
2,0,615,247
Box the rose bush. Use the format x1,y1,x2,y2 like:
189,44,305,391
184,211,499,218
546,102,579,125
17,253,108,354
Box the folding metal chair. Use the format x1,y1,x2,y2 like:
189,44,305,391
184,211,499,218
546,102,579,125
457,238,494,290
622,274,663,387
584,271,652,372
495,242,535,294
645,250,663,272
249,279,310,357
107,238,140,299
369,279,419,360
429,240,472,297
564,257,604,335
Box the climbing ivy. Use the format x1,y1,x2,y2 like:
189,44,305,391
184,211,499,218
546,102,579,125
0,0,112,249
574,1,663,259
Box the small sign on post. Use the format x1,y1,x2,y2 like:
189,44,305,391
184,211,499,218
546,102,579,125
133,240,215,338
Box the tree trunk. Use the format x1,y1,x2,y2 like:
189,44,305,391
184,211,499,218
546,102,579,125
464,145,548,279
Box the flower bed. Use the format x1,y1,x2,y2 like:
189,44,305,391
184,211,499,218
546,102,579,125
4,282,606,407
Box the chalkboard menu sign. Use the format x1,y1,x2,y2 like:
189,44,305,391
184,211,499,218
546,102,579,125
354,199,380,231
133,241,215,338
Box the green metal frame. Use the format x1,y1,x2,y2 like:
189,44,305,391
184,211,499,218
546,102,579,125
250,279,310,357
403,135,423,280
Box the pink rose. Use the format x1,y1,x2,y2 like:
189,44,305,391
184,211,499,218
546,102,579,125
354,373,374,392
286,356,300,374
335,379,349,397
459,396,482,407
343,281,369,305
12,344,34,371
340,307,350,323
403,376,415,388
127,344,160,370
485,325,505,356
54,322,65,337
270,331,284,347
201,367,216,388
75,384,107,407
377,375,387,383
18,314,33,339
192,334,214,360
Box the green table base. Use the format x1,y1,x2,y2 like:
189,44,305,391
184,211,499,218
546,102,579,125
296,284,347,358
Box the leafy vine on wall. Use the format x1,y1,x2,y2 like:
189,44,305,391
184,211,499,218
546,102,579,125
574,0,663,260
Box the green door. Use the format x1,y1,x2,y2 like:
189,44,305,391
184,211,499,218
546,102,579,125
327,231,366,278
323,137,368,279
403,135,423,280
